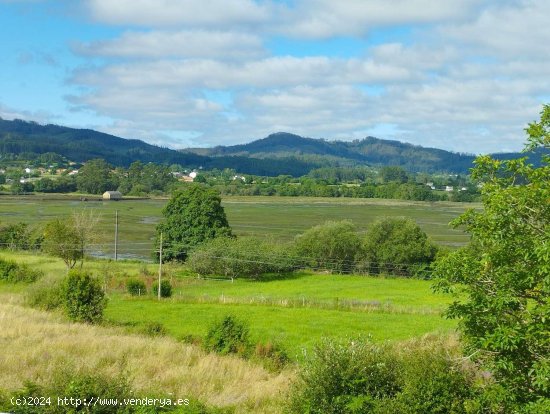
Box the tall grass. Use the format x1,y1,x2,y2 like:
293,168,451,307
0,301,291,413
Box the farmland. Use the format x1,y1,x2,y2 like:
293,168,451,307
0,195,473,259
0,195,467,412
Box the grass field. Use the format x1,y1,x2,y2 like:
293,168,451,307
0,251,458,359
0,195,474,259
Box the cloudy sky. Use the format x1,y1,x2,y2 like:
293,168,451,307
0,0,548,153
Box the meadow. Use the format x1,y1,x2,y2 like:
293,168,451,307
0,195,467,412
0,195,473,259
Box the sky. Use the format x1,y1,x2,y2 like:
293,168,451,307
0,0,549,153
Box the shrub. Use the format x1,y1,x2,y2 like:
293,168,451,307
126,278,147,296
204,315,250,356
294,220,361,273
140,321,167,337
152,280,172,298
358,217,438,277
253,341,290,372
286,338,486,414
63,270,107,324
0,258,43,283
286,338,401,414
187,236,296,280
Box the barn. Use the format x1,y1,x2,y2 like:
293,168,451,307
102,191,122,200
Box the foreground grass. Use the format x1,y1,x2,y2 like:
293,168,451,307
0,300,290,413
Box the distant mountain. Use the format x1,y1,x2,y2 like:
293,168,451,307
1,120,543,176
186,132,543,173
0,119,316,176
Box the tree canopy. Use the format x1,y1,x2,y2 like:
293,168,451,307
434,104,550,410
155,186,232,261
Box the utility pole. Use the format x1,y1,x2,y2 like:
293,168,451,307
114,210,118,261
158,232,163,300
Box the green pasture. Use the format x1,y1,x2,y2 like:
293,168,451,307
105,297,456,357
0,250,458,358
0,195,473,259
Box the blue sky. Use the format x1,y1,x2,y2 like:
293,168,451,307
1,0,548,153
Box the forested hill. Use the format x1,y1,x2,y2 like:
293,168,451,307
1,119,542,175
0,118,209,167
187,132,479,172
0,119,316,175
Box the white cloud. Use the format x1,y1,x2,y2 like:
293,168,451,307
86,0,271,28
61,0,550,153
74,30,266,60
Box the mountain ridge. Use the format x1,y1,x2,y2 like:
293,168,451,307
0,118,541,175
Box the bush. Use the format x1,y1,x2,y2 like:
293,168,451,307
63,270,107,324
152,279,172,298
286,338,482,414
0,258,43,283
286,338,401,414
140,321,167,337
126,278,147,296
253,341,290,372
204,315,250,356
358,217,438,277
294,220,361,273
187,236,296,280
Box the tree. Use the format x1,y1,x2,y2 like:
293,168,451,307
42,219,83,269
42,212,100,269
359,217,438,276
76,158,117,194
155,186,232,261
294,220,361,273
434,105,550,409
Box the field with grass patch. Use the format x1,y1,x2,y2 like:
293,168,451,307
0,195,473,260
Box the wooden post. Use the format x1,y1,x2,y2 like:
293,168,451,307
158,232,163,300
114,210,118,261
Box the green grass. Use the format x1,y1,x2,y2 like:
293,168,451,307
0,250,458,359
105,297,456,358
173,273,451,312
0,195,474,260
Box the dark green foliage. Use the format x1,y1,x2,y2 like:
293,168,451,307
286,338,480,414
34,176,77,193
294,220,361,273
358,217,438,277
204,315,250,356
76,158,118,194
379,166,409,183
433,104,550,408
152,280,172,298
0,222,42,250
63,270,106,324
0,258,42,283
126,278,147,296
187,236,296,279
156,186,232,261
10,180,34,194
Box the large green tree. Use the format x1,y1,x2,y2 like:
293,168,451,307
359,217,438,276
76,158,117,194
155,186,232,261
434,105,550,410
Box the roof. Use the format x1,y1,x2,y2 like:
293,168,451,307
103,191,122,196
